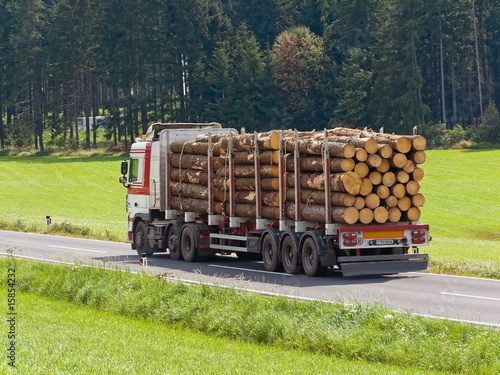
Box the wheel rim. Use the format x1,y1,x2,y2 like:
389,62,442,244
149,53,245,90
264,240,273,264
303,242,314,270
168,232,178,253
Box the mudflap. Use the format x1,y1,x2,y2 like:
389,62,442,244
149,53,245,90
338,253,429,277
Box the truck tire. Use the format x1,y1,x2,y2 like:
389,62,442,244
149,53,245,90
301,237,326,277
167,225,182,260
181,226,198,262
134,221,154,257
262,233,282,272
281,235,300,274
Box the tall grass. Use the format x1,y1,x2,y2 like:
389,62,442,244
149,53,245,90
2,257,498,374
0,291,443,375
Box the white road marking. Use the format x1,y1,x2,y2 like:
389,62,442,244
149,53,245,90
208,264,291,276
3,240,107,254
46,244,107,254
440,292,500,302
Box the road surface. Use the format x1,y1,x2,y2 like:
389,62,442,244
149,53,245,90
1,230,499,327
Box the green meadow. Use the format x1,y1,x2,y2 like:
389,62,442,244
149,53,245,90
0,149,499,276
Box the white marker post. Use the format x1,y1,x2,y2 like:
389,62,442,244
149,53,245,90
45,216,51,233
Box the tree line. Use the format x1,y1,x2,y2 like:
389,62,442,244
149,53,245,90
1,0,499,151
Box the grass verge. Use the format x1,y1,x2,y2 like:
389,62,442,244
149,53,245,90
0,291,445,375
1,256,498,374
0,218,124,242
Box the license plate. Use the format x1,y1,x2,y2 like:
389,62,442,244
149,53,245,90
374,239,394,245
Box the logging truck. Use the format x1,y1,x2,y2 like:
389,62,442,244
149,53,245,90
119,122,430,277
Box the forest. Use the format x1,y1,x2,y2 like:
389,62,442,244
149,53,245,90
1,0,499,151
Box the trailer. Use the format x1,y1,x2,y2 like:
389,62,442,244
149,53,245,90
119,123,430,277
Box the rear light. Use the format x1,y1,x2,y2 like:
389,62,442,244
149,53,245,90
412,237,426,244
343,239,357,246
412,231,425,237
343,232,357,239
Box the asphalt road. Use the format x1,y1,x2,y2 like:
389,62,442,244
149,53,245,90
1,230,499,327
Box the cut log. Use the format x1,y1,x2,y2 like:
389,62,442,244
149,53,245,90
382,171,396,187
403,160,416,173
409,135,427,151
405,181,420,195
397,196,412,211
354,196,366,210
330,172,362,195
396,171,410,184
408,150,426,164
383,195,398,208
216,150,280,168
359,178,373,196
170,141,210,155
388,207,402,223
355,148,368,162
285,155,355,173
354,162,369,178
170,181,209,200
331,206,359,225
412,193,425,207
411,167,425,182
377,144,393,159
170,169,209,185
170,153,216,171
359,208,374,224
170,196,208,214
369,134,412,153
365,193,381,209
283,138,356,158
286,171,361,195
286,189,355,207
373,207,389,224
285,203,359,224
389,153,408,168
390,183,406,199
366,154,382,168
330,127,413,153
194,133,229,143
374,185,390,199
221,131,280,151
376,158,391,173
215,164,279,178
402,207,421,221
368,171,382,185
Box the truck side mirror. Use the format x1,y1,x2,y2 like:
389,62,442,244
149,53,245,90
120,160,130,188
121,160,128,175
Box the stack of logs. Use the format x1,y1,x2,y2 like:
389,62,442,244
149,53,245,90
168,127,426,225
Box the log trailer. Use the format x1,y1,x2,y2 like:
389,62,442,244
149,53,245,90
119,123,430,277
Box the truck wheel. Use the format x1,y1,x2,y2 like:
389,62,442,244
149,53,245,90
281,235,300,274
134,221,154,257
167,225,182,260
301,237,326,277
181,226,198,262
262,233,282,272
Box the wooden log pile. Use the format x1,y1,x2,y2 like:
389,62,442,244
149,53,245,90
168,127,426,225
